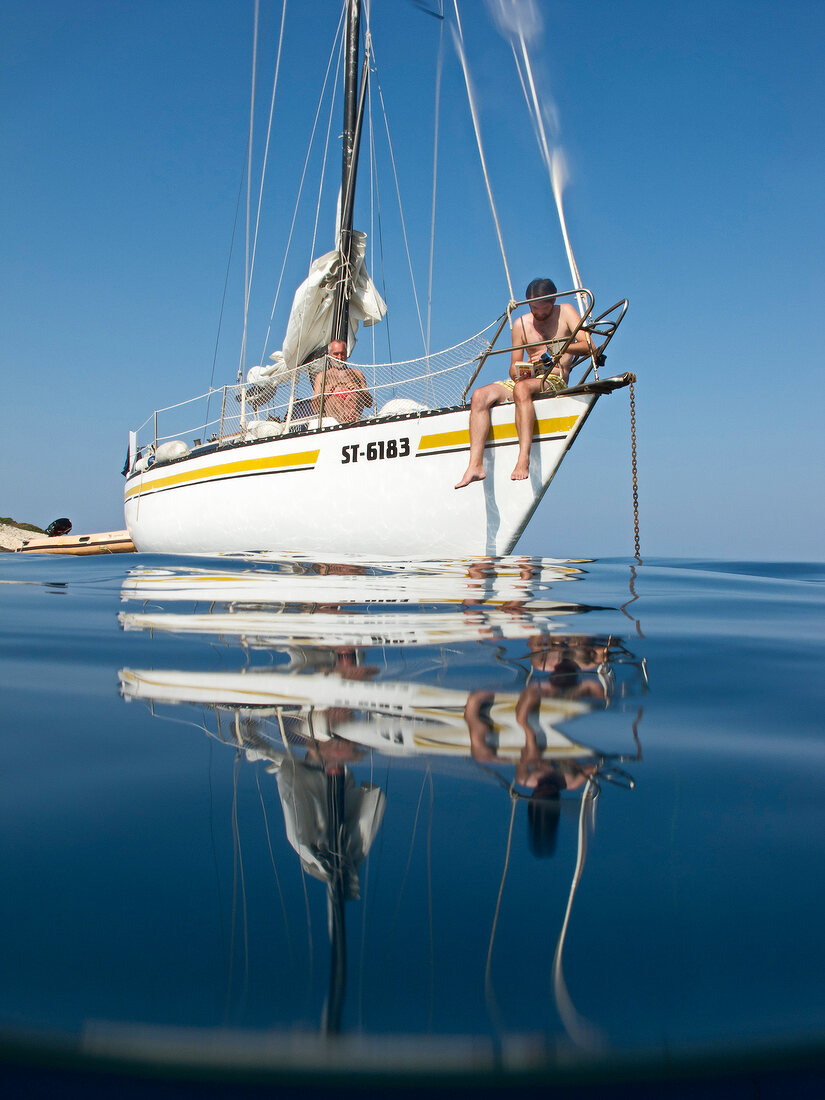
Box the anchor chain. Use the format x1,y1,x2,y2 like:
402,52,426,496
629,380,641,563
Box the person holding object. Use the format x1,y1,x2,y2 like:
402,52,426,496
454,278,592,488
313,339,373,424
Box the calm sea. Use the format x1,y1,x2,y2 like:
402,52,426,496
1,552,824,1093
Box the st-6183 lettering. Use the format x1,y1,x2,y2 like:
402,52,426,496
341,437,410,464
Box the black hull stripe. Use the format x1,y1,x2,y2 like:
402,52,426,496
416,433,568,458
127,464,315,502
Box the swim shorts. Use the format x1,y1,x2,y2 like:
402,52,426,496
540,374,567,395
497,373,567,397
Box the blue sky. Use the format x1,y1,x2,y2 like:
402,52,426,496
2,0,823,559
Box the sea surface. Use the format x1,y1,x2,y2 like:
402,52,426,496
1,552,824,1092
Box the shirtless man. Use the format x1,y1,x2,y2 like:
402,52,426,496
313,339,373,423
455,278,592,489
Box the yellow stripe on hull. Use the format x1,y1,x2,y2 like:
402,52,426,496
125,449,320,500
418,414,578,454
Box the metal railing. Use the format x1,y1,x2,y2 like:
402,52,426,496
127,292,628,473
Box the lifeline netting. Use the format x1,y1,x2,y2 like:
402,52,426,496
132,319,503,458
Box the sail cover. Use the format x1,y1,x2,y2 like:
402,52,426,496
280,231,386,372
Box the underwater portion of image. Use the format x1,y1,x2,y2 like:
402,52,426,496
1,552,824,1091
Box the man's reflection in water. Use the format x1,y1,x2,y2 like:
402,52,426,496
467,636,605,756
525,635,610,684
464,555,542,623
310,562,368,576
466,556,538,583
465,634,611,857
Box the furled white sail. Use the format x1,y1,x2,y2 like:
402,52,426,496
247,353,290,387
280,231,386,372
275,755,386,898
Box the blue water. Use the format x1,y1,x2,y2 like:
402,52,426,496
1,553,824,1084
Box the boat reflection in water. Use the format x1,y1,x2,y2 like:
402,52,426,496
116,556,646,1061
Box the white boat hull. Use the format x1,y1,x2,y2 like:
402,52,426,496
118,667,593,760
118,557,584,605
124,388,609,557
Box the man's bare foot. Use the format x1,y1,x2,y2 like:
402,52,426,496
510,462,529,481
455,466,486,489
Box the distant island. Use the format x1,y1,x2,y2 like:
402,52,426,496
0,517,44,551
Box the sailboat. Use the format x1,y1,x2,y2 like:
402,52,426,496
123,2,631,557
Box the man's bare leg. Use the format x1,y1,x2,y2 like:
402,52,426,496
464,691,497,762
511,379,540,480
455,383,509,489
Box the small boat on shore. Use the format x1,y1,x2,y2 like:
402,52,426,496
17,530,135,556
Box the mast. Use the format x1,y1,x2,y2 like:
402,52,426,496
322,771,347,1036
331,0,368,349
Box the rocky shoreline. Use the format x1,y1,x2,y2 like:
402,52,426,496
0,519,43,551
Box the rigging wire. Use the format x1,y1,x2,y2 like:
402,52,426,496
426,767,436,1031
367,70,393,368
207,735,229,981
275,710,316,1002
244,0,289,363
207,165,246,403
367,39,378,381
357,747,378,1032
509,35,588,318
238,0,260,383
226,746,251,1022
363,5,399,379
452,0,516,306
411,0,445,16
551,778,605,1048
288,25,345,370
629,381,642,566
383,767,430,964
484,789,518,1039
426,10,445,364
276,7,346,372
254,764,295,965
364,0,380,385
369,50,428,354
257,4,347,368
310,31,345,265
